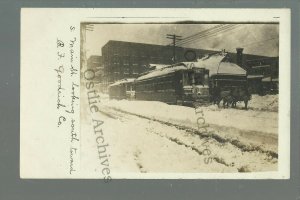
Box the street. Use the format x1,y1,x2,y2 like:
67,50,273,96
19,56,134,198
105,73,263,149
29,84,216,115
81,91,278,173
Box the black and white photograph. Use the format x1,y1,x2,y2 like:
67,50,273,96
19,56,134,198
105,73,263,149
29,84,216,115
20,8,290,179
80,22,281,175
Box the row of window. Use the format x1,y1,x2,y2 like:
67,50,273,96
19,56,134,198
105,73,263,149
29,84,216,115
250,68,273,76
108,70,140,75
136,80,174,92
103,48,165,57
104,57,166,63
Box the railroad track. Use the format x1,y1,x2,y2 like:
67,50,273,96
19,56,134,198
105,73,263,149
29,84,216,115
98,105,278,172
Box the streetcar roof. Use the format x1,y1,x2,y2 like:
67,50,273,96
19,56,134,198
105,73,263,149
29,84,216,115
136,64,187,81
109,78,136,87
148,63,170,70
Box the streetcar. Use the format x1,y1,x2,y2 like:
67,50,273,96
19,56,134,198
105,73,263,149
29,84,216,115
108,78,135,100
108,51,251,108
134,63,210,106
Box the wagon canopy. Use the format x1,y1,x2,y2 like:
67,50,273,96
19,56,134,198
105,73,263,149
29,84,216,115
180,52,247,76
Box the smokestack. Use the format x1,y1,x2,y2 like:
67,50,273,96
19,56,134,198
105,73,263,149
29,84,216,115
236,47,244,67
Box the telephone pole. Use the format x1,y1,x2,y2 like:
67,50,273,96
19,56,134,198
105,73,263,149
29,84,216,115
80,24,94,70
166,34,182,63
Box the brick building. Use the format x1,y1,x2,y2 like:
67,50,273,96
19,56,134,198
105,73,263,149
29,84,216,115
245,56,279,94
101,40,216,83
225,48,279,94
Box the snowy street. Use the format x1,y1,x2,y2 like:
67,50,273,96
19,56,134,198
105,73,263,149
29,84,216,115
81,90,278,173
101,105,277,173
79,22,281,174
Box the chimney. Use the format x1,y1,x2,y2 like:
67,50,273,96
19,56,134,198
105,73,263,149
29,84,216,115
236,48,244,67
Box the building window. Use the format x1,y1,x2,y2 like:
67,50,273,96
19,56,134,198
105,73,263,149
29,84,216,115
123,58,129,66
132,67,139,75
113,48,120,56
124,68,130,75
113,56,119,65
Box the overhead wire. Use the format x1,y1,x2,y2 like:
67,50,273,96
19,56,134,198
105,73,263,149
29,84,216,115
176,24,241,46
166,24,227,46
167,24,278,57
226,37,278,53
174,24,225,45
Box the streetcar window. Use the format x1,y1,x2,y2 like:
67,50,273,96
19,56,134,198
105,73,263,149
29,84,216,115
182,71,209,86
203,73,209,85
182,73,189,86
194,73,204,85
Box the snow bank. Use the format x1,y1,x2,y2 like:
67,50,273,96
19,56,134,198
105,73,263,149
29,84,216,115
103,99,278,136
99,92,109,100
234,94,278,112
81,87,277,175
248,94,278,112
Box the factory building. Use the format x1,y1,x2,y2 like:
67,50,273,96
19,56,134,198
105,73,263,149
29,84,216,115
101,40,216,83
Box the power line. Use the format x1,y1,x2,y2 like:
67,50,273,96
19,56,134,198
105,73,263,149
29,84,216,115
175,24,226,45
176,24,232,46
166,25,225,46
178,24,278,56
226,37,278,52
169,24,277,57
177,24,241,47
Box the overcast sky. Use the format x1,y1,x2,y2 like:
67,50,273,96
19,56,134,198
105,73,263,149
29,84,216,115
85,24,279,58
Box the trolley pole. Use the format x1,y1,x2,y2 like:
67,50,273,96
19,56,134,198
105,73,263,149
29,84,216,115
166,34,182,63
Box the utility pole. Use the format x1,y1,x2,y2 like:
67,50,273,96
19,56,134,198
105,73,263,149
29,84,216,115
166,34,182,63
81,24,94,70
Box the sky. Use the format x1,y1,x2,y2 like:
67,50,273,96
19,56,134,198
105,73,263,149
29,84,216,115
85,24,279,58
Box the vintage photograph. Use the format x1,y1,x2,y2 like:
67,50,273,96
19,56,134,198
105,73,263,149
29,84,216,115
20,8,290,179
80,23,280,174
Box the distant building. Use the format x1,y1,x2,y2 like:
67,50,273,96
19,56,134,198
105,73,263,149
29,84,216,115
245,56,279,94
223,48,279,94
87,55,103,71
87,55,107,92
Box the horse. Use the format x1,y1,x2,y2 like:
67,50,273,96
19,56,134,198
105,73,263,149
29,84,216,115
231,87,251,110
220,90,235,108
211,87,251,109
211,89,233,108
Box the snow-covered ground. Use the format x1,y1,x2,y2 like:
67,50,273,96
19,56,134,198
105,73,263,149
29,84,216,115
102,95,278,151
80,91,278,175
103,99,277,134
236,94,278,112
96,108,277,173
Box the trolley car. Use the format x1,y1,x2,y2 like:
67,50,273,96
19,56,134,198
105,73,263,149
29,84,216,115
108,52,251,108
134,63,210,106
108,78,135,100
